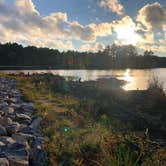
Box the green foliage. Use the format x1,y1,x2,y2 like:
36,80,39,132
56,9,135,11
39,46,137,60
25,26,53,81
0,42,166,69
14,74,166,166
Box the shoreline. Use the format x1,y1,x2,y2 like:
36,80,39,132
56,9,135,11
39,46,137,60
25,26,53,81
0,66,166,70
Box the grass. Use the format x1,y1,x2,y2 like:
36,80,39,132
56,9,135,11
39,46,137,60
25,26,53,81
8,73,165,166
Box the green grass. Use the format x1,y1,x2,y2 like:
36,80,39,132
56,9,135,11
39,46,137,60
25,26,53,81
10,74,165,166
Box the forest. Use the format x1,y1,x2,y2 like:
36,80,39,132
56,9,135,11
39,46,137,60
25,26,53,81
0,43,166,69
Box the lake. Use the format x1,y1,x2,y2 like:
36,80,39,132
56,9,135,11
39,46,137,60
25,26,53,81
0,68,166,91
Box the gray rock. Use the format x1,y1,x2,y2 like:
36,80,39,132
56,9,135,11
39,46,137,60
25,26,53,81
4,98,18,104
6,122,20,135
10,103,21,110
20,126,34,135
0,126,7,136
7,156,28,166
0,117,12,126
12,133,35,145
0,77,46,166
0,103,8,109
20,109,33,116
30,117,42,132
0,142,5,146
21,103,34,111
2,107,14,115
0,158,9,166
15,114,31,125
0,142,29,166
0,137,15,145
30,147,47,166
31,137,45,149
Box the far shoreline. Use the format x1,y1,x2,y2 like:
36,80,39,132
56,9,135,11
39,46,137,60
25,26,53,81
0,66,166,70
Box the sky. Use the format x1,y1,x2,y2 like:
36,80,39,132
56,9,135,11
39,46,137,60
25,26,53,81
1,0,166,56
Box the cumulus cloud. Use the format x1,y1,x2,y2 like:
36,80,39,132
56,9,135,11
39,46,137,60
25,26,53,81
0,0,109,49
0,0,115,50
99,0,125,16
137,2,166,30
0,0,165,53
81,43,105,52
89,23,113,37
68,21,96,41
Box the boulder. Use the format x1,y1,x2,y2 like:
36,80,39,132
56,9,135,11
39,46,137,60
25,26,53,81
21,103,34,111
10,103,21,110
2,107,14,115
0,117,12,126
20,126,35,135
0,143,29,166
0,126,7,136
15,114,31,125
31,137,45,149
6,122,20,135
0,142,5,146
4,98,18,104
12,133,35,145
0,137,15,145
7,156,28,166
29,117,42,132
0,102,8,109
0,158,9,166
30,146,47,166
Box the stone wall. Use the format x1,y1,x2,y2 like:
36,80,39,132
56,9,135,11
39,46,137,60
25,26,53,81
0,77,47,166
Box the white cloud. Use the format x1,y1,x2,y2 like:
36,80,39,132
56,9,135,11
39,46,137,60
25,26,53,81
0,0,95,49
68,21,96,42
89,23,113,37
99,0,125,16
137,2,166,30
0,0,166,53
81,43,105,52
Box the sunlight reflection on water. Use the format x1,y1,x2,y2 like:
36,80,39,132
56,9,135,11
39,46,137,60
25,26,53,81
0,68,166,91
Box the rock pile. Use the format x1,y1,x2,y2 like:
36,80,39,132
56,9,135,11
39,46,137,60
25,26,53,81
0,77,47,166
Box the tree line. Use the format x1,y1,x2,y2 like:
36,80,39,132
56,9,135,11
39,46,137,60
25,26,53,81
0,43,166,69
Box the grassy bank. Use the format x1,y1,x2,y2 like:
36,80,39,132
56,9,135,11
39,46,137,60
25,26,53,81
9,74,166,166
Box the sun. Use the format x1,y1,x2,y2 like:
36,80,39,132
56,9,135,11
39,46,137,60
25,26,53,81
115,23,140,45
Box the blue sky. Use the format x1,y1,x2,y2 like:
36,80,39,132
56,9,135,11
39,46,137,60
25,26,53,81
2,0,166,56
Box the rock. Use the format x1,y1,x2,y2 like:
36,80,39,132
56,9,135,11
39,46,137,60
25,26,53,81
0,126,7,136
0,142,5,146
2,107,14,115
0,103,8,109
20,126,35,135
31,137,45,149
7,142,28,155
0,137,15,145
29,117,42,132
8,157,28,166
30,147,47,166
15,114,31,125
0,142,29,166
21,103,34,111
0,77,46,166
0,158,9,166
0,117,12,126
6,122,20,135
4,98,18,104
12,133,35,144
10,103,21,110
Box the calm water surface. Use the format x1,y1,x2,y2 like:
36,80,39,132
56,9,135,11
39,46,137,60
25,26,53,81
0,68,166,91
